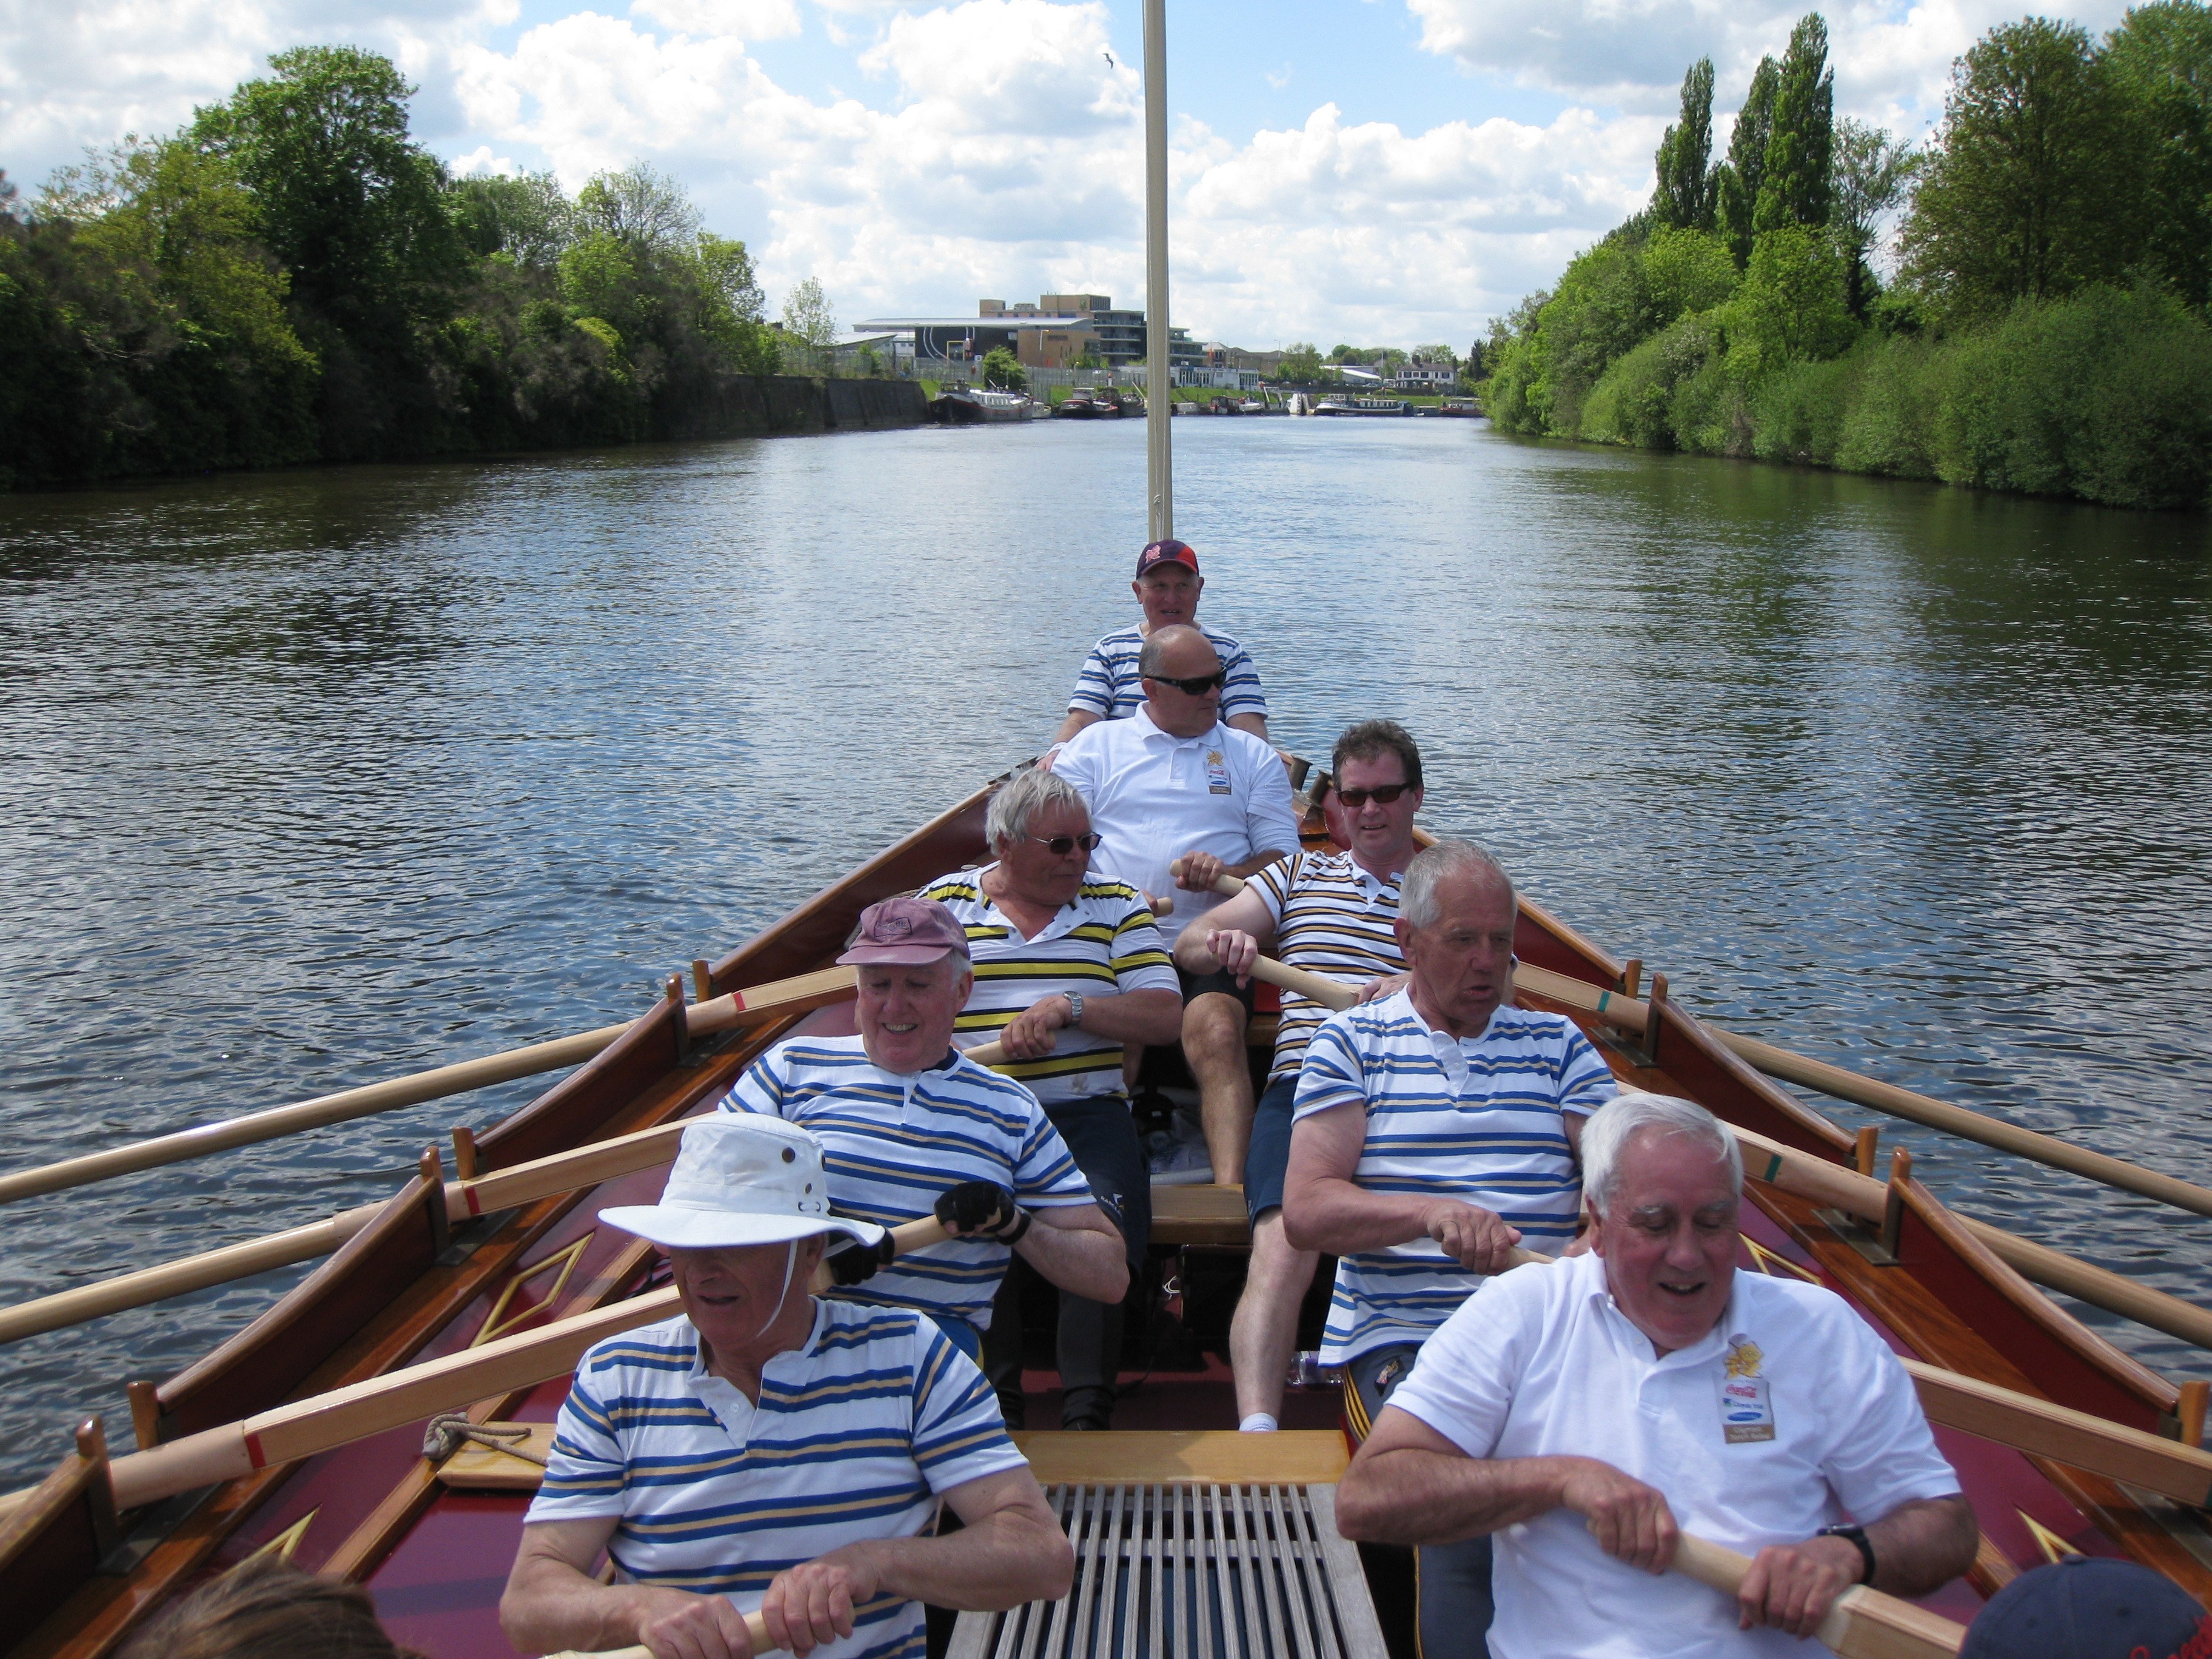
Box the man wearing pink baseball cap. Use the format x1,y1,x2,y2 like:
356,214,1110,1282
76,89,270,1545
716,897,1128,1378
1050,538,1271,745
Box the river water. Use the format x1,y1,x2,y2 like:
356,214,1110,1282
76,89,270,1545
2,417,2209,1487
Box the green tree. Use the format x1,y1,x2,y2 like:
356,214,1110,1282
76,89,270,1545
190,46,463,326
450,170,571,266
682,232,776,371
1900,18,2143,313
1755,15,1835,235
558,231,648,344
1278,341,1322,381
781,275,836,353
1715,56,1781,264
980,344,1026,390
1830,118,1919,319
1654,58,1719,230
1729,224,1857,373
2105,1,2212,308
574,165,700,253
1641,224,1738,323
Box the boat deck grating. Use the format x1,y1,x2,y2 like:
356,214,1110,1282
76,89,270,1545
950,1483,1386,1659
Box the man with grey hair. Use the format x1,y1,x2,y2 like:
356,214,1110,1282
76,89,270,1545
1336,1091,1977,1658
1281,838,1617,1654
917,768,1184,1430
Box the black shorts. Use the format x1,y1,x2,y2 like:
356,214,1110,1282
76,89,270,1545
1240,1073,1301,1225
1176,962,1256,1013
1041,1094,1150,1267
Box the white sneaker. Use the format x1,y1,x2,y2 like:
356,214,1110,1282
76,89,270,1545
1149,1138,1216,1186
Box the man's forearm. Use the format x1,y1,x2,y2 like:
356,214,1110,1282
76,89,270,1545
1017,1215,1128,1302
1864,1495,1979,1598
1338,1450,1575,1546
1227,712,1269,740
502,1557,649,1653
1077,989,1183,1047
852,1501,1073,1610
1281,1175,1434,1255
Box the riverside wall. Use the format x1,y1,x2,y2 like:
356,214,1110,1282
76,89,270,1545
660,375,928,440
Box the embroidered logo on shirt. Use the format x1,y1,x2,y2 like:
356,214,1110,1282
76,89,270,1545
1721,1338,1777,1443
1205,748,1232,794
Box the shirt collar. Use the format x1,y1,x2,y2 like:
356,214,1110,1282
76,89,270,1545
1400,988,1506,1048
1582,1258,1741,1369
686,1296,828,1386
976,861,1081,942
1133,705,1220,746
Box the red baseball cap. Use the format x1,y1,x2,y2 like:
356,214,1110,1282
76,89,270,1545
1134,539,1199,577
837,897,972,966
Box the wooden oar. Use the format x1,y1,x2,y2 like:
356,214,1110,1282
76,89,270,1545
0,1214,951,1521
0,967,857,1208
1669,1532,1963,1658
546,1612,773,1659
1171,858,2212,1224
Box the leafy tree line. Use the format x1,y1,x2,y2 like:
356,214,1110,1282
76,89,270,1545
0,47,798,489
1481,4,2212,511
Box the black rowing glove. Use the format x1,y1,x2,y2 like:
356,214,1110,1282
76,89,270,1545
825,1233,897,1285
934,1181,1030,1241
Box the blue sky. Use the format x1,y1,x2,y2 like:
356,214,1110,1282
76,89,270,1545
2,0,2130,346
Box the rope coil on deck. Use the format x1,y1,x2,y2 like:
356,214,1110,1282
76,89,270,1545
423,1413,548,1466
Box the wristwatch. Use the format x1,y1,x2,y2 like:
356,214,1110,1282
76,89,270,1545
1062,991,1085,1028
1817,1523,1876,1585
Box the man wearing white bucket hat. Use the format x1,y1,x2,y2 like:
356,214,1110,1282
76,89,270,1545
501,1114,1072,1659
716,898,1127,1390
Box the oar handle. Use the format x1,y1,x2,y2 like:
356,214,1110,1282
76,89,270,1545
808,1215,949,1293
546,1609,774,1659
1167,858,1245,897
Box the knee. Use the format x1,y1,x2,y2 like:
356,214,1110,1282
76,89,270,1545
1181,994,1247,1054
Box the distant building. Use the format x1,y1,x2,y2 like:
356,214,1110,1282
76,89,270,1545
1390,360,1459,392
857,293,1204,374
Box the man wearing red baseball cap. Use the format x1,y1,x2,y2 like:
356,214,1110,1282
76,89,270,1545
1050,538,1271,745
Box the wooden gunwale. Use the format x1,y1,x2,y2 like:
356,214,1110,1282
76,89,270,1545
11,774,2211,1654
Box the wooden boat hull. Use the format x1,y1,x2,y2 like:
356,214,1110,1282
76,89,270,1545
8,773,2208,1657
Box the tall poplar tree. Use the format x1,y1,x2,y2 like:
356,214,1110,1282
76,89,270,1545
1653,58,1719,229
1715,56,1780,265
1755,14,1835,233
2105,1,2212,309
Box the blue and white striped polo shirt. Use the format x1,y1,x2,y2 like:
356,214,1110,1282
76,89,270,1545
1067,624,1267,724
1293,989,1617,1364
919,866,1178,1107
717,1037,1094,1329
526,1301,1026,1659
1247,848,1406,1084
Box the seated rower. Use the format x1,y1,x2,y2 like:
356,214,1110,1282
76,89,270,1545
918,768,1184,1431
1050,623,1299,1184
1172,719,1426,1436
1050,538,1269,745
1335,1091,1979,1659
717,897,1127,1361
1282,838,1617,1654
501,1116,1073,1659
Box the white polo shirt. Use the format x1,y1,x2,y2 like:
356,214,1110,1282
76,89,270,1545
1049,708,1299,944
1386,1252,1962,1659
528,1301,1025,1659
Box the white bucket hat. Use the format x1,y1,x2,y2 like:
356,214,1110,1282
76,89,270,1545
600,1116,886,1252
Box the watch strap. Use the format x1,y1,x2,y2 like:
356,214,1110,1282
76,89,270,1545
1064,991,1085,1028
1818,1523,1876,1586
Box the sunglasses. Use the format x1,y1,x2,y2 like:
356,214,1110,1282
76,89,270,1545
1145,670,1227,695
1030,832,1104,854
1335,783,1412,808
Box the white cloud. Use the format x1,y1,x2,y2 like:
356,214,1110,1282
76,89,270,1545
628,0,800,38
449,142,521,175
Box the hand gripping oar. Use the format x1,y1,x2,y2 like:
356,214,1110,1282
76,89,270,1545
0,967,858,1208
544,1612,773,1659
1667,1532,1964,1658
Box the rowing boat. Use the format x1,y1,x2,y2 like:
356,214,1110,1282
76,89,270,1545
4,764,2210,1658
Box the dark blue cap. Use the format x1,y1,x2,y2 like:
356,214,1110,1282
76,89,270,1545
1961,1556,2209,1659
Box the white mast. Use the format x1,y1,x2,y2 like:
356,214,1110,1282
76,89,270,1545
1142,0,1172,541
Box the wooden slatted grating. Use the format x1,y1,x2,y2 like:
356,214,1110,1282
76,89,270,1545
950,1483,1387,1659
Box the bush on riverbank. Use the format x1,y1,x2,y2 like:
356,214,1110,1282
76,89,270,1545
0,47,786,489
1481,4,2212,512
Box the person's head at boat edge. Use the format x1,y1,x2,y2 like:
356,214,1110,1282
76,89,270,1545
1136,624,1227,739
837,896,974,1075
1960,1553,2210,1659
1132,537,1202,632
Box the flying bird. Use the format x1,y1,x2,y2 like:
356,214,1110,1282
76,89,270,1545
1104,51,1114,67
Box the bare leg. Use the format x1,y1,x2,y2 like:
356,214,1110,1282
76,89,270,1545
1181,992,1253,1181
1230,1211,1319,1423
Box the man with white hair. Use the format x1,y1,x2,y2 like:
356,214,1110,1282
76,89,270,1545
1281,838,1617,1653
919,768,1184,1430
501,1115,1074,1659
1335,1091,1979,1658
717,897,1128,1365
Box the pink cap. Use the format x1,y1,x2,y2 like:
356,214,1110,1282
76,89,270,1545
837,897,973,966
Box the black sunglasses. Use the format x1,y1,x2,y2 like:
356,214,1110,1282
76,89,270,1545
1144,669,1227,696
1030,832,1104,854
1335,783,1412,808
